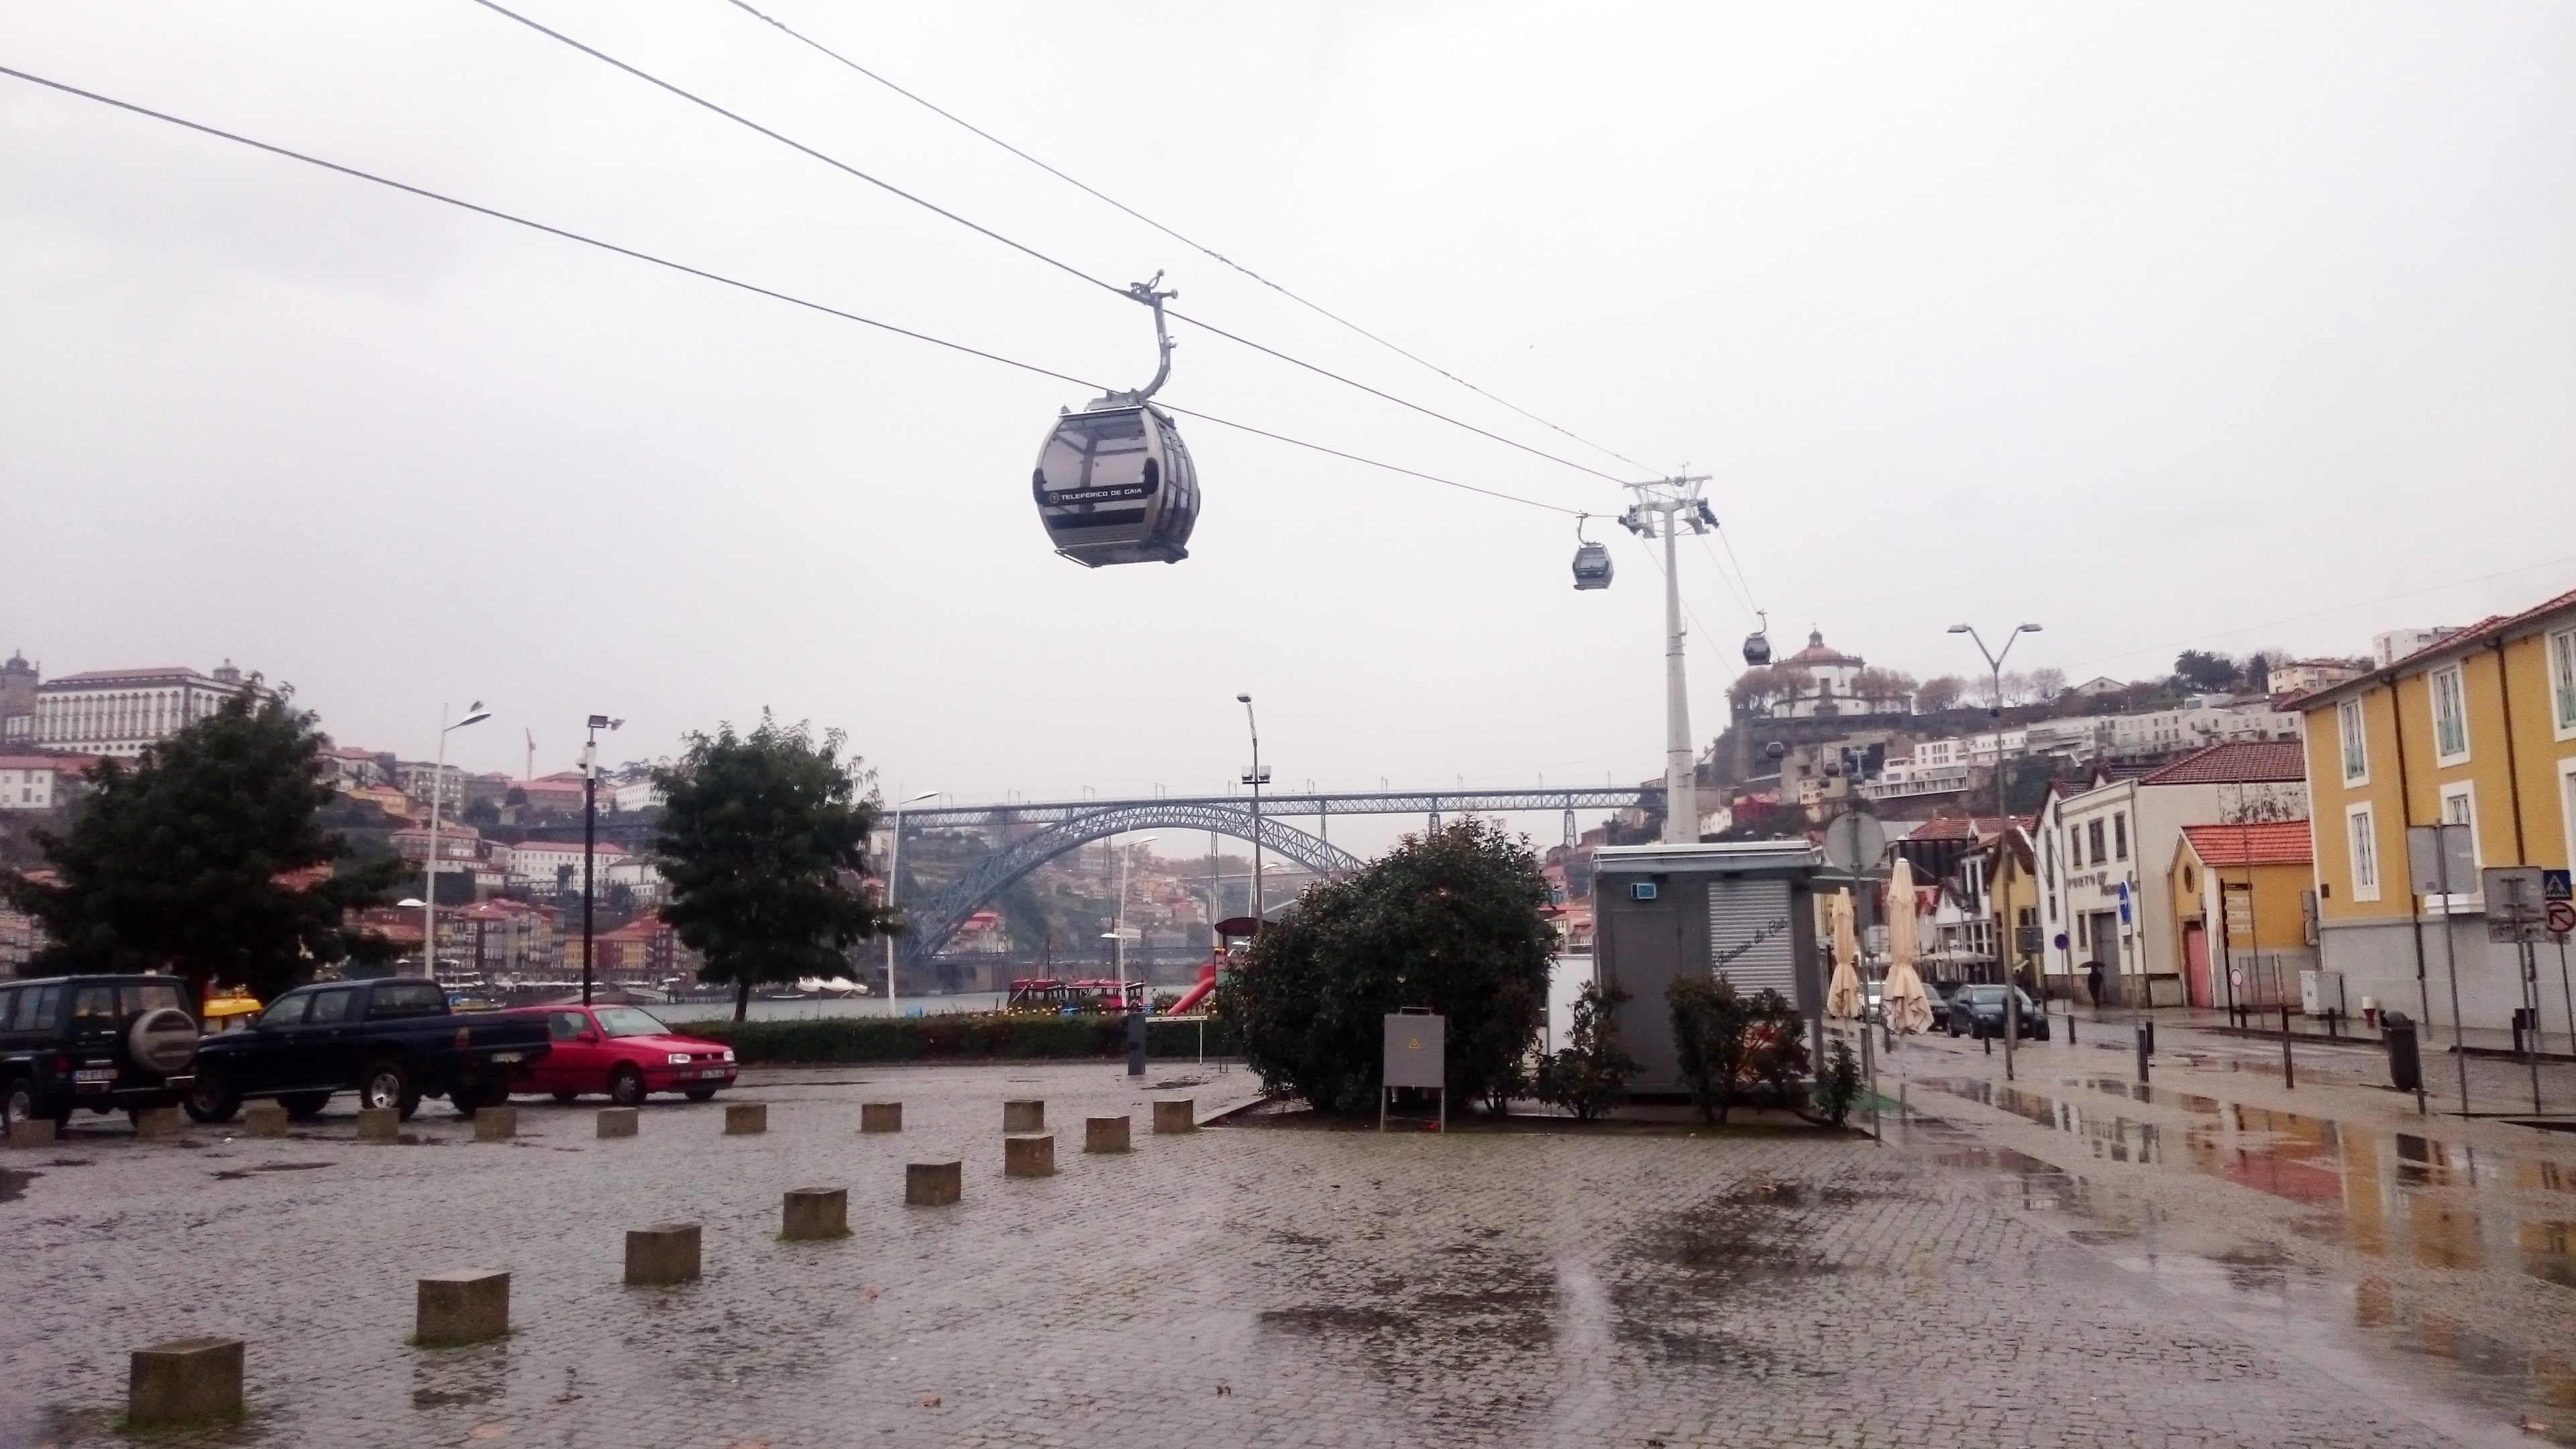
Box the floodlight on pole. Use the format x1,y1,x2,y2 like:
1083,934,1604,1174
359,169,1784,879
421,700,488,983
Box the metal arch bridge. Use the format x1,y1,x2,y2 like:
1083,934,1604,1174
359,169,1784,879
894,785,1652,965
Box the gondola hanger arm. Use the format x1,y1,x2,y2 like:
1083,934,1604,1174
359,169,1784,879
1115,272,1179,405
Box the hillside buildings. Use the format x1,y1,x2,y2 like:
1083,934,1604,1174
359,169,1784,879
26,661,256,757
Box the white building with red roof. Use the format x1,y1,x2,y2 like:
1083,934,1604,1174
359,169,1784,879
2037,741,2310,1006
1768,629,1876,718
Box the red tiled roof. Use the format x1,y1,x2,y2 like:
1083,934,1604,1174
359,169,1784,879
2293,582,2576,706
2180,822,2312,867
2138,741,2308,786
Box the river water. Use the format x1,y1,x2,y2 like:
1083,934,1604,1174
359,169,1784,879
653,992,1010,1024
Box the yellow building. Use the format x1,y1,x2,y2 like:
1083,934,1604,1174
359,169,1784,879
2169,823,2314,1012
2295,586,2576,1032
1979,825,2046,994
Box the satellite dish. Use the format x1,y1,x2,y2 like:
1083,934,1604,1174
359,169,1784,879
1821,813,1887,873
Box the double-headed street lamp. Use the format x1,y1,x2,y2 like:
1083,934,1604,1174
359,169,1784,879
580,713,622,1006
1236,694,1268,924
418,701,490,980
882,789,939,1019
1949,621,2041,1070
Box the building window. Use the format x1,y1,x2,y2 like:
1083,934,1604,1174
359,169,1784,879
2430,664,2469,763
2339,697,2368,783
2347,804,2379,903
2087,819,2106,865
2436,784,2482,906
2551,626,2576,739
2113,813,2129,861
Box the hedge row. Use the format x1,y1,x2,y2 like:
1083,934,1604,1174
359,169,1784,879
684,1012,1239,1065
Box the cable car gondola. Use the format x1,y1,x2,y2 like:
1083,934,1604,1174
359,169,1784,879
1742,610,1773,666
1032,276,1199,567
1570,514,1613,590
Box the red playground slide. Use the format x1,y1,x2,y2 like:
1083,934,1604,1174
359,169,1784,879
1163,960,1220,1014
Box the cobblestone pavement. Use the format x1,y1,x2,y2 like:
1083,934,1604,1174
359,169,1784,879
3,1046,2571,1448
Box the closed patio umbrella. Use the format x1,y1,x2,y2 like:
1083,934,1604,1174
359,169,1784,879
1881,856,1935,1035
1826,889,1863,1019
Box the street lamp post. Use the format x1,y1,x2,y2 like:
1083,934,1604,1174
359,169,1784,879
1950,622,2041,1074
580,713,623,1006
1236,695,1269,922
421,701,490,981
1104,835,1160,1006
882,790,939,1020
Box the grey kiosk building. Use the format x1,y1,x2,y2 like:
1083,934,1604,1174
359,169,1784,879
1589,841,1827,1095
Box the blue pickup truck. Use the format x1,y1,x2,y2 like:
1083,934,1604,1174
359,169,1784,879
186,978,551,1123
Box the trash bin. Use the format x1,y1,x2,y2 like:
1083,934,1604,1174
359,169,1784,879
2381,1010,2421,1094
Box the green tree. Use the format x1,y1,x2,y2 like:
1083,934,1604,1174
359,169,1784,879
652,715,892,1021
1,692,405,999
1222,818,1550,1115
2172,649,2241,693
1666,977,1808,1124
1534,980,1640,1122
1915,676,1967,713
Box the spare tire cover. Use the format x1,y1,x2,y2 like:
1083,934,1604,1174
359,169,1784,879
129,1007,200,1075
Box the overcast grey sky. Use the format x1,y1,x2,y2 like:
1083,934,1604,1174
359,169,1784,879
5,1,2572,855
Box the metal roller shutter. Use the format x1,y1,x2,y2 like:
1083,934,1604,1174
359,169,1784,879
1707,878,1797,1000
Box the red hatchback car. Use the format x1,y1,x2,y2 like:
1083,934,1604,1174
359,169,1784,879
508,1005,737,1107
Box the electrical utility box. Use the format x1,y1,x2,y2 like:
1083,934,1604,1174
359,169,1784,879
1590,841,1825,1097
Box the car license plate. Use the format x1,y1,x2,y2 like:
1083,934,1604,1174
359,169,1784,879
490,1053,523,1064
75,1068,115,1084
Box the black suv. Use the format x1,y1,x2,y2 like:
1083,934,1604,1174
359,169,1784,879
0,975,202,1132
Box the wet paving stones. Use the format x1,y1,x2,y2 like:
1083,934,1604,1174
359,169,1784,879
3,1056,2564,1447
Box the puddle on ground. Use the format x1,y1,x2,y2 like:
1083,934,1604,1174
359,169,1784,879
0,1167,32,1203
1896,1098,2576,1443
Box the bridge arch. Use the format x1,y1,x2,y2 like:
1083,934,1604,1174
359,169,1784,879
898,802,1361,965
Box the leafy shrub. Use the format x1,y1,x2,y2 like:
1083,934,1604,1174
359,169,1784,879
1222,818,1552,1116
1534,981,1640,1122
1666,977,1808,1124
1812,1039,1862,1128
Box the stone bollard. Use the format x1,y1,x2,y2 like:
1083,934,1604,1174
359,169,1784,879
596,1107,639,1139
906,1160,963,1207
8,1117,56,1150
1084,1116,1131,1154
860,1101,903,1134
127,1336,243,1426
472,1106,517,1143
781,1186,849,1240
132,1106,182,1141
415,1270,510,1347
1002,1099,1044,1133
1004,1133,1055,1179
1152,1098,1197,1134
241,1102,289,1138
358,1108,400,1144
624,1223,702,1287
724,1102,767,1136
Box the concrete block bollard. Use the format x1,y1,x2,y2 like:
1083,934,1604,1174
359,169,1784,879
127,1336,243,1426
415,1270,510,1346
1084,1116,1131,1154
1004,1133,1055,1178
358,1108,400,1143
724,1102,767,1136
1002,1099,1044,1133
1152,1098,1197,1134
624,1223,702,1286
781,1186,849,1240
860,1101,903,1134
596,1107,639,1139
241,1102,289,1138
133,1106,182,1141
472,1106,517,1142
906,1160,963,1207
8,1117,56,1150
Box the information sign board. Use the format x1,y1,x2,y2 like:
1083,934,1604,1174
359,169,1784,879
1383,1014,1446,1089
2485,867,2548,944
